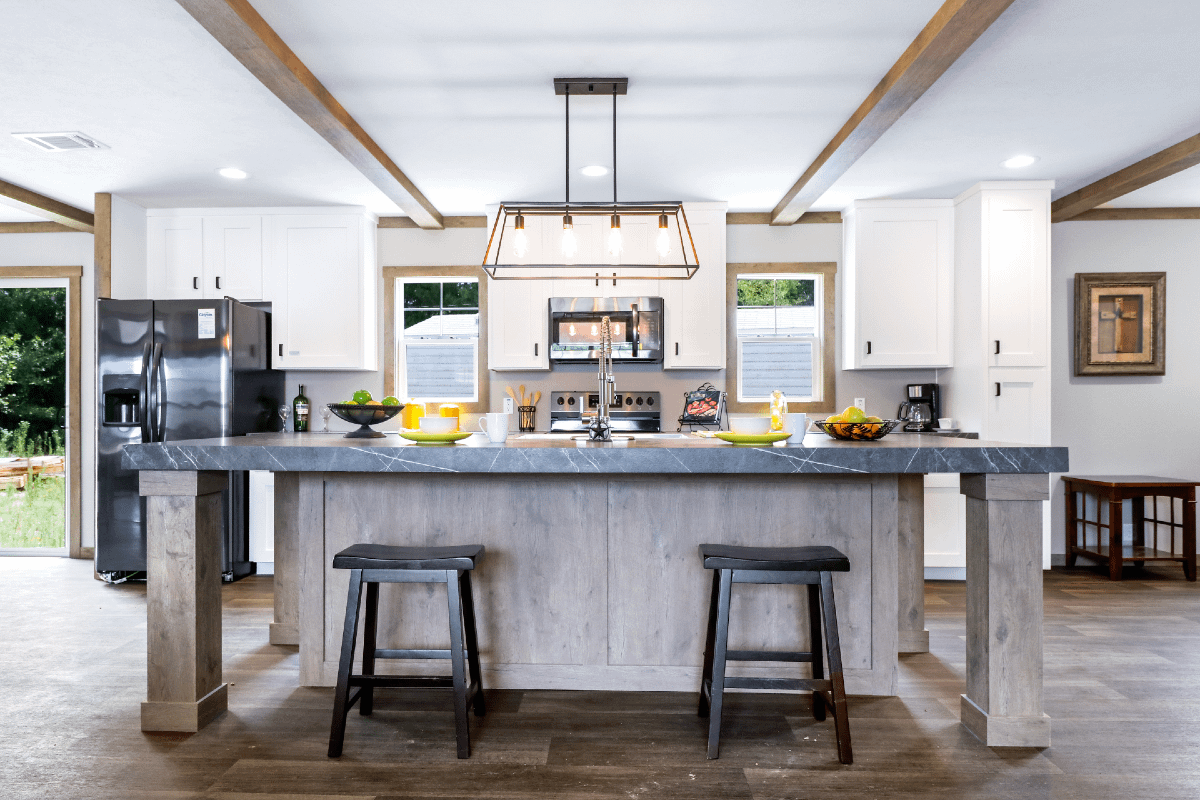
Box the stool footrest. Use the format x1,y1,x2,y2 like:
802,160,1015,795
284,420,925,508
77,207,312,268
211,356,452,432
723,676,833,693
725,649,814,663
374,648,452,660
349,675,455,690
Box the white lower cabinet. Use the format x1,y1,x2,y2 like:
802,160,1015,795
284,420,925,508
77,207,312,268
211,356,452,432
248,470,275,569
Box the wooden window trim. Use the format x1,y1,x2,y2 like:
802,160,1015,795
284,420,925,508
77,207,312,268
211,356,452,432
383,266,489,414
0,266,84,558
725,262,836,415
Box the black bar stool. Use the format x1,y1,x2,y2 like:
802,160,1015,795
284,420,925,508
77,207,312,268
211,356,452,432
697,543,852,764
327,543,486,759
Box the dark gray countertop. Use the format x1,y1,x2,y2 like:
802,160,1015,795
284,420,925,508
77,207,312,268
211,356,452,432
121,431,1067,475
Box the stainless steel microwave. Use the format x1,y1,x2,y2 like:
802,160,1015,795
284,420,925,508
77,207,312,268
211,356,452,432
548,297,664,364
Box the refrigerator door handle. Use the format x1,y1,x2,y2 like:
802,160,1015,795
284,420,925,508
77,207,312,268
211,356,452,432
138,343,152,443
149,342,163,442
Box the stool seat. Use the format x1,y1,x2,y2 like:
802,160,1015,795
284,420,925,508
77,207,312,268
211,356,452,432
699,544,849,572
332,543,484,571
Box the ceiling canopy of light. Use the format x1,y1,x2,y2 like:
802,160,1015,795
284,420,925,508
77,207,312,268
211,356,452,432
482,78,699,281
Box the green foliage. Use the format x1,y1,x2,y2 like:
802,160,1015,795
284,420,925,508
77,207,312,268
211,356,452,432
737,278,814,307
0,288,65,447
403,280,478,309
0,476,65,549
0,421,64,458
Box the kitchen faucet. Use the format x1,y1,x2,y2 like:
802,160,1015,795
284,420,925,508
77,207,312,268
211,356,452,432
587,316,615,441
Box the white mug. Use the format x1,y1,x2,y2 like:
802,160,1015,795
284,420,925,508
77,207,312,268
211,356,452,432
782,412,808,441
478,412,509,444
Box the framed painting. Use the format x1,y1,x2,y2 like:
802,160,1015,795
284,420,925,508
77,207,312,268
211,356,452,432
1074,272,1166,376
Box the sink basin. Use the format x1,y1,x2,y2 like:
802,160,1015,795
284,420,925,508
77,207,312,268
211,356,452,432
515,432,691,441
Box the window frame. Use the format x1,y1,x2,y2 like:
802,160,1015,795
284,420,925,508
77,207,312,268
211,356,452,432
383,266,489,414
725,262,837,414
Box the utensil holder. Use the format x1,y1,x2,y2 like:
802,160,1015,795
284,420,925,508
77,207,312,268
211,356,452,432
518,405,536,432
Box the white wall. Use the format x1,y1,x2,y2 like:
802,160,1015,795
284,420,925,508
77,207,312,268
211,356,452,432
109,195,146,299
1050,220,1200,557
0,232,97,549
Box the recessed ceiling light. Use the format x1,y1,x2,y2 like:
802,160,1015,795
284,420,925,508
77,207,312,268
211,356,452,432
217,167,248,180
580,165,609,177
1002,155,1037,169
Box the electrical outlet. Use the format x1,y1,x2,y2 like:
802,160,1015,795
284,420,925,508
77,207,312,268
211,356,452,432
503,397,514,414
853,397,866,412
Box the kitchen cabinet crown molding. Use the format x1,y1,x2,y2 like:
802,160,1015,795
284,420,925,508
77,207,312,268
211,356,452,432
146,205,375,220
954,180,1056,205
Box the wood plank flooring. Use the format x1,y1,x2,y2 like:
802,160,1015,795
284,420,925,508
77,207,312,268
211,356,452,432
2,557,1198,799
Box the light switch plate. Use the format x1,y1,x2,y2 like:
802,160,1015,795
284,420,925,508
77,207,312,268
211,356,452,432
503,397,514,414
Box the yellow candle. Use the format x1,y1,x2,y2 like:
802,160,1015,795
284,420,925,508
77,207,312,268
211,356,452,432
438,403,460,431
401,401,425,430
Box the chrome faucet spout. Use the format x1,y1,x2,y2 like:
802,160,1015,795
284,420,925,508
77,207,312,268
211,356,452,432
588,316,615,441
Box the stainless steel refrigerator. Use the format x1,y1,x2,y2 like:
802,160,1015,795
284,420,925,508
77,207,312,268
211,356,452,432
96,298,284,579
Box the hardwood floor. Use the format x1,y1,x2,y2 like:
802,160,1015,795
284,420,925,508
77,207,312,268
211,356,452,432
2,557,1198,799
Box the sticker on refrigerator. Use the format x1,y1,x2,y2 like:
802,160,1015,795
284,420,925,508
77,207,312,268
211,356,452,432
197,308,216,339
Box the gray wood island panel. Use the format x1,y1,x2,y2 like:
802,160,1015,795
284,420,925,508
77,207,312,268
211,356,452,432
124,432,1068,748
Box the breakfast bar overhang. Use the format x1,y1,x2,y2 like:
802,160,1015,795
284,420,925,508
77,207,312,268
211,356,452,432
122,433,1068,747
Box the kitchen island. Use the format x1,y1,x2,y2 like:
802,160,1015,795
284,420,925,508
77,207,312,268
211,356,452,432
122,432,1067,747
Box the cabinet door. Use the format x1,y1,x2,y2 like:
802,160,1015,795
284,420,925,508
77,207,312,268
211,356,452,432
986,367,1050,445
488,271,550,370
845,203,953,369
662,212,725,369
202,216,263,300
266,215,369,370
985,192,1048,367
147,216,203,299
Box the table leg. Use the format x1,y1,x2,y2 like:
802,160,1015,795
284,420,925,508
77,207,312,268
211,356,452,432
959,473,1051,748
1184,489,1197,582
139,470,228,732
270,472,299,645
1108,495,1124,581
1131,495,1146,569
897,474,929,654
1063,483,1078,567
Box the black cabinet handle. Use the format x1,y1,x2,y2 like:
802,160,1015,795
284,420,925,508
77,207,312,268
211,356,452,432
675,342,680,356
594,272,600,287
279,344,283,357
994,340,1000,355
534,343,538,356
995,382,1001,397
193,277,198,290
216,276,221,290
866,341,872,355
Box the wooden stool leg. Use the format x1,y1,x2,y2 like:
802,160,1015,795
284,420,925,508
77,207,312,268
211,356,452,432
1109,497,1124,581
1064,485,1078,567
808,582,826,722
359,581,379,716
706,568,734,760
445,569,471,759
328,569,364,758
1184,489,1197,582
697,570,721,717
459,572,487,716
820,571,853,765
1131,496,1146,569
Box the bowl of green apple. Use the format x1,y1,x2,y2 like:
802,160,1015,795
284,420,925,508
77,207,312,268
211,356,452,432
328,390,403,438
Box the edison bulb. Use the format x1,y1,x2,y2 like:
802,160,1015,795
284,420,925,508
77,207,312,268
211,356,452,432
607,228,623,263
512,228,529,261
561,228,578,263
656,228,672,263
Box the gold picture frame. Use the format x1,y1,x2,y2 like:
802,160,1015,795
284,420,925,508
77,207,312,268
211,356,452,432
1074,272,1166,376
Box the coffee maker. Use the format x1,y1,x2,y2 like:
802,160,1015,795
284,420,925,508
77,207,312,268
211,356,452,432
898,383,941,432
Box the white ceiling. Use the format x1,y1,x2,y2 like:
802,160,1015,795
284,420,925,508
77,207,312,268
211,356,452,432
3,0,1200,223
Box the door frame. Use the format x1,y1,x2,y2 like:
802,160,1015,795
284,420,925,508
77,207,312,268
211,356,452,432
0,266,83,557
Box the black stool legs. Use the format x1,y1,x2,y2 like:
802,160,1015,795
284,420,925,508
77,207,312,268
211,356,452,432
328,566,485,759
697,560,853,764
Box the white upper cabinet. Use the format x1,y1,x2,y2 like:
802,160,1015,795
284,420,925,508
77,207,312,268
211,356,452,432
264,213,376,371
981,190,1050,367
662,203,726,370
841,200,953,370
202,215,263,300
148,214,263,300
488,270,551,371
147,215,204,299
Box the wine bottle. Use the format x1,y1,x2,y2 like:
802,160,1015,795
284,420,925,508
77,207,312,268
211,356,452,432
293,384,309,432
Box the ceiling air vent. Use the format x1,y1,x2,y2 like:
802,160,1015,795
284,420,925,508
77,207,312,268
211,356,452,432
12,131,109,152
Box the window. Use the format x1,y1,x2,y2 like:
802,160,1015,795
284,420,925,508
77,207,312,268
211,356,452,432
395,277,479,402
726,263,836,413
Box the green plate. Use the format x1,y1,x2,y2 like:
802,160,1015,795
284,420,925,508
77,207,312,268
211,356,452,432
398,431,474,446
714,432,792,447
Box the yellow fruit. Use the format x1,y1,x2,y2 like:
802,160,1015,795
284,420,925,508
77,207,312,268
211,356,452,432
366,400,382,406
342,399,357,405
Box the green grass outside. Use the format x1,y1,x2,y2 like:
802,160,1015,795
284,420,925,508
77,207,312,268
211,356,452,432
0,476,66,550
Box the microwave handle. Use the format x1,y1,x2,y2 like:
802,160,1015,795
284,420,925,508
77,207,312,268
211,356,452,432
631,303,639,358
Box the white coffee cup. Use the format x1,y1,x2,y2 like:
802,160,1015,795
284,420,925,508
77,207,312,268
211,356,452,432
938,417,955,430
782,412,808,442
478,412,509,444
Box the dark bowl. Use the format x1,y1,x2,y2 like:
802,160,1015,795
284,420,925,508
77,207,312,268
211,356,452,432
327,403,403,438
813,419,900,441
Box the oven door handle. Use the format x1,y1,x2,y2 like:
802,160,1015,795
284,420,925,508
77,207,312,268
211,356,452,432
631,303,639,358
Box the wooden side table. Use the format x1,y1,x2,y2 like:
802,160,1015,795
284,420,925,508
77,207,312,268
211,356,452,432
1063,476,1197,581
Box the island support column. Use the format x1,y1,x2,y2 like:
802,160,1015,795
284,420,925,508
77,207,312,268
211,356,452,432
139,470,227,732
270,472,299,646
960,473,1051,747
896,474,929,653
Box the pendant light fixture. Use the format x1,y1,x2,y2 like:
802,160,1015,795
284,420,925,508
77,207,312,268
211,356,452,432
483,77,699,280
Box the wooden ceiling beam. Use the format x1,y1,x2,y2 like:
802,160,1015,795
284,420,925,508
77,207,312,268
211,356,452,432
770,0,1016,225
0,179,94,232
0,221,77,233
1063,207,1200,222
378,216,487,229
175,0,444,229
728,211,841,225
1051,133,1200,222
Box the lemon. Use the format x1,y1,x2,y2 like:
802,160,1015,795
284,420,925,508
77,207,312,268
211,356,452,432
366,400,382,406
